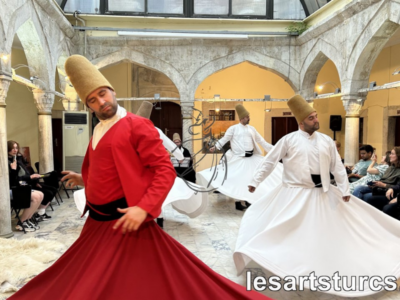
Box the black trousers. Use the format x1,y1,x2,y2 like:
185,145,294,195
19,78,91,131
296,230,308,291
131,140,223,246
34,183,57,206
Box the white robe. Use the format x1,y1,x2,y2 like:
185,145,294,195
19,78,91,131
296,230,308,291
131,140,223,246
234,129,400,297
197,123,283,203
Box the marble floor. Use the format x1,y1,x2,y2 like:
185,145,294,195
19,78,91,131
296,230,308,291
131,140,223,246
8,191,400,300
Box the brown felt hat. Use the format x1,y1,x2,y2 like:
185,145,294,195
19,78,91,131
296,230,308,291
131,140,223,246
136,101,153,119
287,94,316,124
235,104,249,120
173,133,181,142
64,55,113,104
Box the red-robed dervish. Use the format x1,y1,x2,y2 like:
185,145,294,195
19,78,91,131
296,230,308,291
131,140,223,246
9,55,271,300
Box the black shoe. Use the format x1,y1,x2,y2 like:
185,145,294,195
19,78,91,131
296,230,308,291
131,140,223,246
156,218,164,228
235,201,247,211
39,213,52,220
245,201,252,208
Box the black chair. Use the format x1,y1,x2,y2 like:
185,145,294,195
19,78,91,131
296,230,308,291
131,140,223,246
10,185,32,234
42,171,63,205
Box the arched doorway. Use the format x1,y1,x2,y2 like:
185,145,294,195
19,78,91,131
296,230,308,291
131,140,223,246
150,102,182,141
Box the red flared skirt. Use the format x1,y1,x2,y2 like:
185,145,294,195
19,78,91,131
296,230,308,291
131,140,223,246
10,217,270,299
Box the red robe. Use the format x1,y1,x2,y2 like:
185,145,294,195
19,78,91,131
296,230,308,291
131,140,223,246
9,113,271,300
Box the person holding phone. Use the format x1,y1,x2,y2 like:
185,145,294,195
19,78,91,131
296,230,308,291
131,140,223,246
7,141,43,232
351,150,391,197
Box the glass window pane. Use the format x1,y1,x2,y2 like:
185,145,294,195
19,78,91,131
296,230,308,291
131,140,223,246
302,0,330,15
274,0,306,19
56,0,63,5
108,0,145,12
232,0,266,16
148,0,183,14
194,0,229,15
64,0,100,14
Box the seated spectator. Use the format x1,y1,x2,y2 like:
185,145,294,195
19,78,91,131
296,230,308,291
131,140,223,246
356,147,400,211
351,151,390,196
347,145,375,182
7,140,54,222
8,142,43,232
382,186,399,220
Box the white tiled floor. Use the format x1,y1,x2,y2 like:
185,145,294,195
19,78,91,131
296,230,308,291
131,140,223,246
8,191,400,299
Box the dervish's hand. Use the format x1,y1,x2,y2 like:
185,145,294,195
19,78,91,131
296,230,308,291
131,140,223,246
61,170,84,188
342,196,350,202
248,186,256,193
209,146,215,153
386,189,394,200
113,206,148,234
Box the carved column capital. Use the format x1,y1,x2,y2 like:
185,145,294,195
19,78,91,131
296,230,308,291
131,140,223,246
341,94,365,117
0,75,12,107
180,101,194,119
33,89,55,114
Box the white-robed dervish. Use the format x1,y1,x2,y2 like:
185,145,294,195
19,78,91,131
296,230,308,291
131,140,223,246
197,104,283,211
75,102,208,228
233,95,400,297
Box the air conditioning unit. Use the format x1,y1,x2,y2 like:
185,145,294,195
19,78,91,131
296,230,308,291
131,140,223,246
62,111,89,173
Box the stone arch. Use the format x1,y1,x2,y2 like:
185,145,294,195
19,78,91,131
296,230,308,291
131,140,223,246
188,50,299,100
346,5,400,94
92,49,188,99
300,39,343,99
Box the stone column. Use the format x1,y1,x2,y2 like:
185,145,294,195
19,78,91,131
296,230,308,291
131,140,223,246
181,101,194,154
33,90,55,173
342,94,365,166
0,75,13,238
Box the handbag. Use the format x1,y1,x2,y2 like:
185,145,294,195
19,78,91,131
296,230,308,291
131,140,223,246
372,187,387,196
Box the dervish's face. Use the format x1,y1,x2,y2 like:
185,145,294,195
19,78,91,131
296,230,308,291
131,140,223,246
241,115,250,125
86,87,118,120
174,140,182,147
301,112,319,133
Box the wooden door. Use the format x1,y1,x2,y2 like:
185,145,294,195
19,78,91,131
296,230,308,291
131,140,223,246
272,117,298,145
150,102,182,141
52,118,63,172
396,117,400,146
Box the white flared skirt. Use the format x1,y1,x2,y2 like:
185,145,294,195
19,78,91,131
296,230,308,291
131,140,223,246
233,184,400,297
197,154,283,203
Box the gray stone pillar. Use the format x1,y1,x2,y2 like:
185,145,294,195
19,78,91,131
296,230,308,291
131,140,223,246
0,75,13,238
342,94,365,166
33,90,54,173
181,101,194,154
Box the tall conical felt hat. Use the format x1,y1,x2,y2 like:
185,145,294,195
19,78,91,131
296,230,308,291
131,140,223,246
287,94,316,124
136,101,153,119
173,133,181,142
235,104,249,119
64,55,113,104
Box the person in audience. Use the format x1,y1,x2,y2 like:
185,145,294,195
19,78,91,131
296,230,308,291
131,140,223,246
8,141,43,232
351,151,391,196
382,186,399,220
348,144,375,182
355,147,400,210
7,140,53,221
334,140,344,163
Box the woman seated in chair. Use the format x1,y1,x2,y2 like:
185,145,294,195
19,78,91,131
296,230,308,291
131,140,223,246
8,141,43,232
7,141,53,223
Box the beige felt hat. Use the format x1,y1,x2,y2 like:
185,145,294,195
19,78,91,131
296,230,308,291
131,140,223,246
235,104,249,120
136,101,153,119
287,94,316,124
64,55,113,104
173,133,181,142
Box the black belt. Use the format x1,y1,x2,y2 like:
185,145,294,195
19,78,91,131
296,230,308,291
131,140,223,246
245,150,254,158
311,174,335,188
86,197,128,221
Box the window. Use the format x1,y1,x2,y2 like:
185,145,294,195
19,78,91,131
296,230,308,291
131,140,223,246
107,0,184,14
232,0,267,16
194,0,229,15
274,0,305,19
64,0,100,14
209,110,235,121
